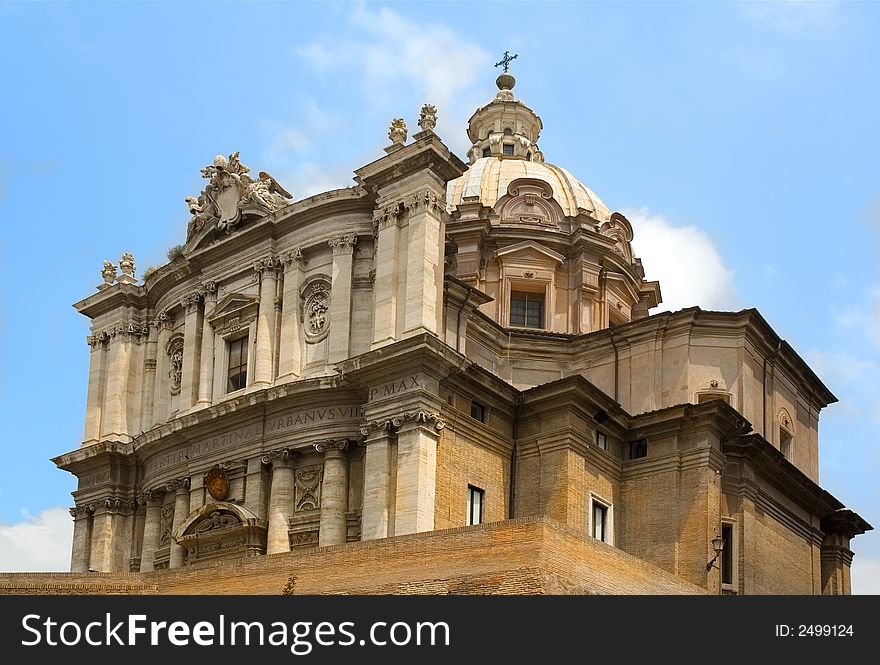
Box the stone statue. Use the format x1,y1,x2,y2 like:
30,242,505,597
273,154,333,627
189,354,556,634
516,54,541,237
100,260,117,286
242,171,292,210
388,118,407,145
418,104,437,132
119,252,135,278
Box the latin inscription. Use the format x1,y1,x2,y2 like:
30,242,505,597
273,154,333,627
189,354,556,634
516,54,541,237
266,405,364,435
78,469,110,489
369,375,422,402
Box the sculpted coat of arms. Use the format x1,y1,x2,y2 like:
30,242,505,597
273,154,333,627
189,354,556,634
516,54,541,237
186,151,292,240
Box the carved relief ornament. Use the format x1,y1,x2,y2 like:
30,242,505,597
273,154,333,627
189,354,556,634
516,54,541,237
300,276,332,344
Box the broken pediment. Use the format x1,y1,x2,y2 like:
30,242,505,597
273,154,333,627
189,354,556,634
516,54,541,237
208,292,260,333
599,212,635,263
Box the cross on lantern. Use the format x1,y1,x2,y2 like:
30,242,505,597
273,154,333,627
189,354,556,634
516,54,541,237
495,50,518,73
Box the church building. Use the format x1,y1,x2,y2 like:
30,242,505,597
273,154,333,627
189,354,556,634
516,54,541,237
47,63,870,595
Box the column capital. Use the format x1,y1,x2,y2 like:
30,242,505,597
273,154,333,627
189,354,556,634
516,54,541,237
181,291,202,312
69,504,94,519
402,188,447,215
328,234,357,255
372,201,403,236
398,410,446,432
154,310,175,330
253,254,282,278
260,448,299,467
282,247,308,269
138,489,166,505
165,477,191,493
314,439,349,455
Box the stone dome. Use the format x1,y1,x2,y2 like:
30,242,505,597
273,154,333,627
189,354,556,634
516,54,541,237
446,157,612,222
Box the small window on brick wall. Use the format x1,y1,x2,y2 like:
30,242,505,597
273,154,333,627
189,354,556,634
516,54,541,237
629,439,647,460
470,401,486,423
590,498,611,543
596,431,607,451
467,486,484,526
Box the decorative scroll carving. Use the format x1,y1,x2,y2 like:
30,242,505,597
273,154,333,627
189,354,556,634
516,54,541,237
388,118,407,145
283,247,308,269
289,530,319,548
418,104,437,132
294,465,322,511
403,189,446,215
314,439,348,454
165,477,190,493
69,505,94,519
599,212,635,263
360,411,445,437
301,279,331,344
193,511,240,533
159,504,175,546
168,337,184,395
260,448,297,465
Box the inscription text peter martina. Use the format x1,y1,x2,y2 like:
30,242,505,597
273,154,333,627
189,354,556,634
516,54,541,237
144,405,364,476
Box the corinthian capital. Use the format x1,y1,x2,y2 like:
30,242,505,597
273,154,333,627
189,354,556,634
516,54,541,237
328,234,358,255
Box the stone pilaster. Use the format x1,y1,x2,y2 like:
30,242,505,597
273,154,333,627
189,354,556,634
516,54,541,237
89,497,121,572
316,440,349,546
189,473,205,511
128,498,146,571
253,257,280,386
69,504,94,572
167,478,190,569
82,336,106,445
244,456,270,521
394,412,445,536
263,449,297,555
327,235,357,363
100,326,134,440
371,202,402,348
196,282,217,407
139,491,164,572
179,293,202,410
152,311,173,426
277,249,306,380
139,322,159,430
360,427,393,540
402,189,446,337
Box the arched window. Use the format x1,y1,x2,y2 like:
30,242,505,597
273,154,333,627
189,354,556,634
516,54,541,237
778,409,794,461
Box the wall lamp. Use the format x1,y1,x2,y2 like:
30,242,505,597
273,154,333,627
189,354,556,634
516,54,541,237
705,534,726,571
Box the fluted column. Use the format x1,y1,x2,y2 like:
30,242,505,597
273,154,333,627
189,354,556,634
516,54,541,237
263,449,297,555
69,505,93,572
167,478,190,569
179,293,202,410
253,257,280,386
152,311,173,426
316,440,349,546
196,282,217,407
82,336,107,445
139,491,164,572
327,235,356,363
277,249,306,380
371,203,401,348
394,413,444,536
361,428,393,540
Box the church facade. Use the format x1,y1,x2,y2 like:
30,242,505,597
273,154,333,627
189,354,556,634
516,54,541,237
50,70,870,595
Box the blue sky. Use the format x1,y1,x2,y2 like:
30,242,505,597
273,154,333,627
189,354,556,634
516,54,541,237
1,1,878,589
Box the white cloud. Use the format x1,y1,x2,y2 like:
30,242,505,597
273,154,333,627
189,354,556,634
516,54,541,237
278,161,357,201
738,0,843,35
264,99,336,157
852,556,880,594
297,5,492,154
0,507,73,572
625,207,738,312
831,284,880,350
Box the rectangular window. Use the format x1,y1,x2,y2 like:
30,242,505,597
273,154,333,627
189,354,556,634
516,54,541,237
721,522,734,586
466,486,484,526
502,143,514,156
629,439,647,460
226,336,249,393
482,147,491,158
596,431,607,451
470,401,486,423
592,501,609,542
510,290,544,329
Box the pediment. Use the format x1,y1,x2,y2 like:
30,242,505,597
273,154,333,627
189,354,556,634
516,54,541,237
208,292,260,332
496,240,564,266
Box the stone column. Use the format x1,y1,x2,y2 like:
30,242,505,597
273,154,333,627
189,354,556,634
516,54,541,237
403,188,446,337
196,282,217,407
69,505,94,572
152,311,173,426
89,498,117,572
361,428,393,540
82,336,107,445
253,257,279,386
244,456,270,521
139,322,158,430
371,203,401,348
139,491,164,572
167,478,190,569
277,249,306,381
179,293,202,410
327,235,357,363
316,440,349,547
263,449,297,555
394,413,444,536
100,327,132,440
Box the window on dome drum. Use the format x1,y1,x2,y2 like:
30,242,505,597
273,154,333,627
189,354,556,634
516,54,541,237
721,522,734,587
466,486,484,526
779,427,793,461
226,336,248,393
482,147,491,158
591,500,610,543
503,127,513,136
629,439,647,460
596,430,607,451
510,290,544,328
503,143,514,156
470,401,486,423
